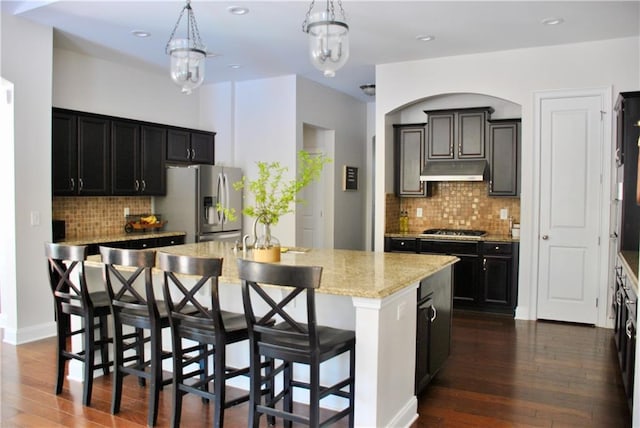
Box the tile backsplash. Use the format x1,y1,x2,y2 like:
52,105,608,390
52,197,152,239
386,181,520,235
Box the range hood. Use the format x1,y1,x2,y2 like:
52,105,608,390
419,159,487,182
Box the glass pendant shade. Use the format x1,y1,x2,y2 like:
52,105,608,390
168,38,206,94
306,10,349,77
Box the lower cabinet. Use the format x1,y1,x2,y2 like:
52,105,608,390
386,237,519,315
87,235,185,255
614,257,637,413
415,267,452,394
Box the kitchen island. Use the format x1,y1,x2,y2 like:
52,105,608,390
82,241,457,427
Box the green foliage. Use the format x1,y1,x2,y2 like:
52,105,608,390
218,151,331,225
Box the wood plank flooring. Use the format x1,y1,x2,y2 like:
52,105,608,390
1,311,631,427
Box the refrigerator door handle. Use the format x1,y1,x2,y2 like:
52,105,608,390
224,173,231,213
217,172,225,223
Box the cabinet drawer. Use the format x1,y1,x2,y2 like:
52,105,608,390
481,242,512,255
420,239,478,255
388,238,418,252
156,235,185,247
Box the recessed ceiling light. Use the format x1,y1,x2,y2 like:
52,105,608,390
228,64,241,69
227,6,249,15
206,52,220,58
416,35,435,42
131,30,151,38
541,17,564,25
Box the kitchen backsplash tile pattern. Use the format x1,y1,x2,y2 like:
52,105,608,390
53,197,152,239
386,181,520,235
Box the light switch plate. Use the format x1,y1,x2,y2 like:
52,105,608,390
30,210,40,226
500,208,508,220
416,208,423,218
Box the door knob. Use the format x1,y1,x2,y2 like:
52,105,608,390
542,235,549,240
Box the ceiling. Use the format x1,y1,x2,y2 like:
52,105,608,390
3,1,639,102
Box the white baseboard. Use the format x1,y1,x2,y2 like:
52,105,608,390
514,305,532,320
2,321,56,345
385,396,418,428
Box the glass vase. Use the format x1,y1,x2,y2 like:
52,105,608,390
253,222,281,262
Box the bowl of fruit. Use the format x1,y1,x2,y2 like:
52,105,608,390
124,214,166,233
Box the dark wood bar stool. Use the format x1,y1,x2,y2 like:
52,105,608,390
237,259,356,428
100,246,171,427
158,252,254,428
44,242,112,407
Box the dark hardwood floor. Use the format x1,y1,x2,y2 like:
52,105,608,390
1,311,631,427
414,311,631,427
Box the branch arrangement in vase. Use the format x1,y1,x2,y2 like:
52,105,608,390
219,150,331,227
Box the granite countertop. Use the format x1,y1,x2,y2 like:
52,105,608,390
86,241,458,300
385,232,519,243
60,231,187,245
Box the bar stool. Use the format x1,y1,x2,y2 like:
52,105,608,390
237,259,356,428
44,242,111,406
100,246,171,427
158,252,255,428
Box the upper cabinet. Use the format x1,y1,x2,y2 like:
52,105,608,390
425,107,494,160
111,121,166,196
53,108,214,197
488,119,520,197
167,128,215,164
394,123,431,197
53,110,110,196
52,110,77,195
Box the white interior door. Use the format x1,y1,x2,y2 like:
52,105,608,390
301,173,323,248
537,94,603,324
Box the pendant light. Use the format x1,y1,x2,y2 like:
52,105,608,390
165,0,206,94
302,0,349,78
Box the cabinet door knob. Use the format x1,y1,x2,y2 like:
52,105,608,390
542,235,549,240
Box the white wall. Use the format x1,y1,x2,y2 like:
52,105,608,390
297,77,367,250
200,82,234,166
1,13,54,343
375,37,639,323
234,75,298,246
53,48,200,128
364,101,376,251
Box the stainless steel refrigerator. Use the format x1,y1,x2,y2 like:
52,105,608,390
154,165,243,243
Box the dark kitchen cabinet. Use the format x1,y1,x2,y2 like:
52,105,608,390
167,128,215,164
416,238,518,315
481,242,518,313
111,121,166,195
52,110,110,196
425,107,494,160
614,256,637,413
615,92,640,253
52,111,77,195
488,119,520,196
394,123,431,197
384,237,418,253
53,108,215,196
415,267,452,394
452,254,481,304
87,234,186,255
77,115,111,195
